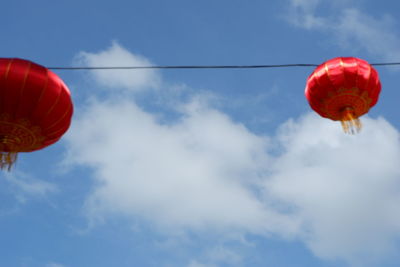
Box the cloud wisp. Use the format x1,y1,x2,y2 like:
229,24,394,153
2,171,58,203
285,0,400,61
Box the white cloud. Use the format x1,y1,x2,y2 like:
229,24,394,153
266,113,400,262
69,43,296,235
65,97,296,235
75,41,160,91
67,43,400,265
286,0,400,61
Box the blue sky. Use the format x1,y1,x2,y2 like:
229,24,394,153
2,1,400,266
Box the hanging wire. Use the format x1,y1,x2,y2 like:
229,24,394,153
48,64,318,70
47,62,400,70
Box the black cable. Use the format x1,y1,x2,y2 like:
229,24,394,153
370,62,400,66
48,64,319,70
47,62,400,70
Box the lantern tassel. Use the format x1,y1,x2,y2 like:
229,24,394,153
0,152,18,171
340,107,362,134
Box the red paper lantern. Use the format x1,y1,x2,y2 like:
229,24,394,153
305,57,381,134
0,58,73,169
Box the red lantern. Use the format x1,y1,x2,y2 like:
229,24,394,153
0,58,73,170
305,57,381,134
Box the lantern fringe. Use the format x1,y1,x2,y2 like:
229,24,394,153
0,152,18,171
340,108,362,134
